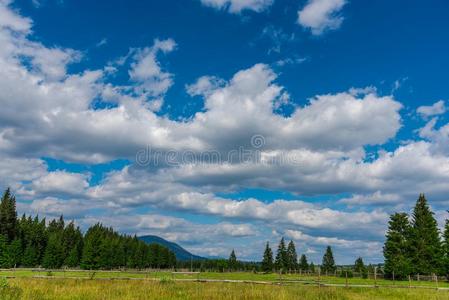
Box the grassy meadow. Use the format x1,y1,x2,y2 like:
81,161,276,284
0,269,448,288
1,270,449,299
1,277,449,300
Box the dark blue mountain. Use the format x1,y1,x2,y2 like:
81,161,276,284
138,235,205,261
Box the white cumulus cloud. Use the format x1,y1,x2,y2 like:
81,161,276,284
298,0,347,35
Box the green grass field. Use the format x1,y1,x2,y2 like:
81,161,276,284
0,269,447,288
1,277,449,300
1,269,449,299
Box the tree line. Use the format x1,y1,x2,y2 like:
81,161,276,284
384,194,449,279
0,188,176,269
259,238,335,274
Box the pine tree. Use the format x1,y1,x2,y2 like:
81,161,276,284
228,249,237,271
42,234,64,269
321,246,336,274
299,254,308,272
0,235,11,268
354,257,366,274
22,242,39,267
62,221,82,267
7,239,22,267
383,212,412,279
309,262,315,273
275,237,288,272
0,188,17,242
443,217,449,275
65,246,80,267
80,224,102,270
261,242,273,272
409,194,443,275
286,240,298,272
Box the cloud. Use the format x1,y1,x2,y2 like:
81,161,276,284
95,38,108,47
0,0,32,32
31,171,89,196
285,229,382,260
275,57,307,67
28,197,88,219
199,0,273,13
81,213,258,252
418,118,449,156
417,100,446,119
338,191,402,207
297,0,347,35
128,38,177,99
0,10,402,165
186,76,225,97
88,169,390,239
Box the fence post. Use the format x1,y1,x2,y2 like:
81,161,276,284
318,269,321,289
417,273,420,281
408,275,411,289
345,271,348,288
435,273,439,290
374,266,377,288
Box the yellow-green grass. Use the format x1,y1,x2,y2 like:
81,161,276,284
0,270,448,288
0,278,448,300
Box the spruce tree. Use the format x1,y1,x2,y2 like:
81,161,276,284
354,257,366,274
42,234,64,269
309,262,315,273
275,237,287,272
80,224,102,270
321,246,336,274
0,188,17,242
409,194,443,275
0,235,11,268
228,249,237,271
383,212,412,279
443,217,449,275
286,240,298,272
261,242,273,272
22,242,39,267
65,246,80,267
7,239,22,267
299,254,308,272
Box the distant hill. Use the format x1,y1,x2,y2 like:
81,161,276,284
138,235,206,261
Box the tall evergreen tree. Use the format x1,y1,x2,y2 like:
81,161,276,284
0,235,11,268
354,257,365,273
383,212,412,279
275,237,288,272
321,246,336,274
7,239,22,267
443,217,449,275
42,234,64,269
0,188,17,242
299,254,309,272
409,194,443,275
22,242,39,267
228,249,237,271
286,240,298,271
309,262,315,273
80,224,103,269
261,242,273,272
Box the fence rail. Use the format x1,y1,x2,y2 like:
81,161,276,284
1,268,448,291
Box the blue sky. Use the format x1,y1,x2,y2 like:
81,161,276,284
1,0,449,263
